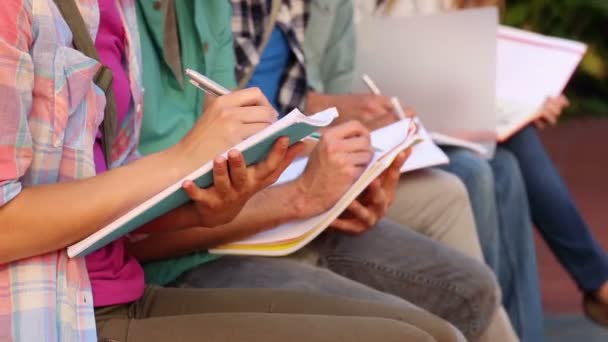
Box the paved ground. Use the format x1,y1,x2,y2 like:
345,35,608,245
544,314,608,341
535,118,608,340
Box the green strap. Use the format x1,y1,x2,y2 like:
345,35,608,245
54,0,117,167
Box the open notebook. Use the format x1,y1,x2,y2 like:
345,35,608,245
67,108,339,258
209,119,421,256
496,26,587,141
374,118,449,173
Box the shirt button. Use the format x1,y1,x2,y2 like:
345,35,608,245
203,42,209,53
136,104,142,113
53,137,61,147
153,1,161,10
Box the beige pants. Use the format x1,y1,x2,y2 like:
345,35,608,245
95,287,464,342
388,168,519,342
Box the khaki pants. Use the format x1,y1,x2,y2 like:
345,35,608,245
95,287,462,342
388,168,519,341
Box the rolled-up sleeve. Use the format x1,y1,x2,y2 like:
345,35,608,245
0,0,34,207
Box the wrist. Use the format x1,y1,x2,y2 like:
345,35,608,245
289,178,327,219
170,138,215,173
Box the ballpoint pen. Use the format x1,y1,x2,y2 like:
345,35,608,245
362,73,406,120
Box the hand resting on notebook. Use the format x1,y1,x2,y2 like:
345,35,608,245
295,121,374,216
331,149,410,235
534,95,570,129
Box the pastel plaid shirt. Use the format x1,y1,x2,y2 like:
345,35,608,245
0,0,143,340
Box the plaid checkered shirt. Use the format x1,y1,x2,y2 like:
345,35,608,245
0,0,143,340
231,0,310,114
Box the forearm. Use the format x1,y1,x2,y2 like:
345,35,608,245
0,143,206,263
305,91,333,115
127,181,322,262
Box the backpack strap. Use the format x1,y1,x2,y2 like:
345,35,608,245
54,0,117,167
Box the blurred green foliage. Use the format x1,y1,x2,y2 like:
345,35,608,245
504,0,608,117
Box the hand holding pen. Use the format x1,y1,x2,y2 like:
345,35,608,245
362,74,416,120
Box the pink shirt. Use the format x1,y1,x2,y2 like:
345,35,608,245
85,0,144,307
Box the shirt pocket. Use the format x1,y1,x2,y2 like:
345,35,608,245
53,46,105,150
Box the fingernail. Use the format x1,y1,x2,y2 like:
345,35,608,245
228,150,239,159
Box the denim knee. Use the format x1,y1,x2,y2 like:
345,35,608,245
490,148,528,205
464,261,501,339
441,148,494,206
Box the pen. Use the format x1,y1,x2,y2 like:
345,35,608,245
186,68,230,97
361,74,406,120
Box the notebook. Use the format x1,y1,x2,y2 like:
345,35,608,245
495,26,587,141
209,119,421,256
372,118,449,173
67,108,339,258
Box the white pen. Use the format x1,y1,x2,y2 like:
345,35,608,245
390,96,407,120
361,74,406,120
186,68,230,97
362,73,382,95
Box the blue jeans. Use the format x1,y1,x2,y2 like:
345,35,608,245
441,147,544,342
174,219,498,341
502,125,608,292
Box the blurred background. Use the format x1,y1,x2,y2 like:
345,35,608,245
504,0,608,118
503,1,608,340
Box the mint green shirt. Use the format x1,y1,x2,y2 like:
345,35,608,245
304,0,355,94
136,0,236,285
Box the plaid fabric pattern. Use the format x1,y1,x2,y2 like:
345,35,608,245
231,0,309,113
0,0,143,340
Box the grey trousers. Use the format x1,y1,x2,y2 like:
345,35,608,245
175,219,498,341
96,286,456,342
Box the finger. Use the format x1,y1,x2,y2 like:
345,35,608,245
390,150,410,173
253,137,290,178
327,121,370,140
212,156,231,194
534,118,546,130
545,100,562,118
366,113,398,130
182,180,216,207
333,136,373,154
218,87,274,108
273,141,305,175
365,179,388,207
404,106,417,118
382,150,409,189
346,199,379,228
331,217,368,235
227,150,248,190
363,100,390,117
379,95,395,112
364,95,393,115
346,150,374,167
540,108,558,126
558,95,570,107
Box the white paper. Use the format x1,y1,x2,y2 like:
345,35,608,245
429,131,488,156
495,26,586,140
371,119,449,172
